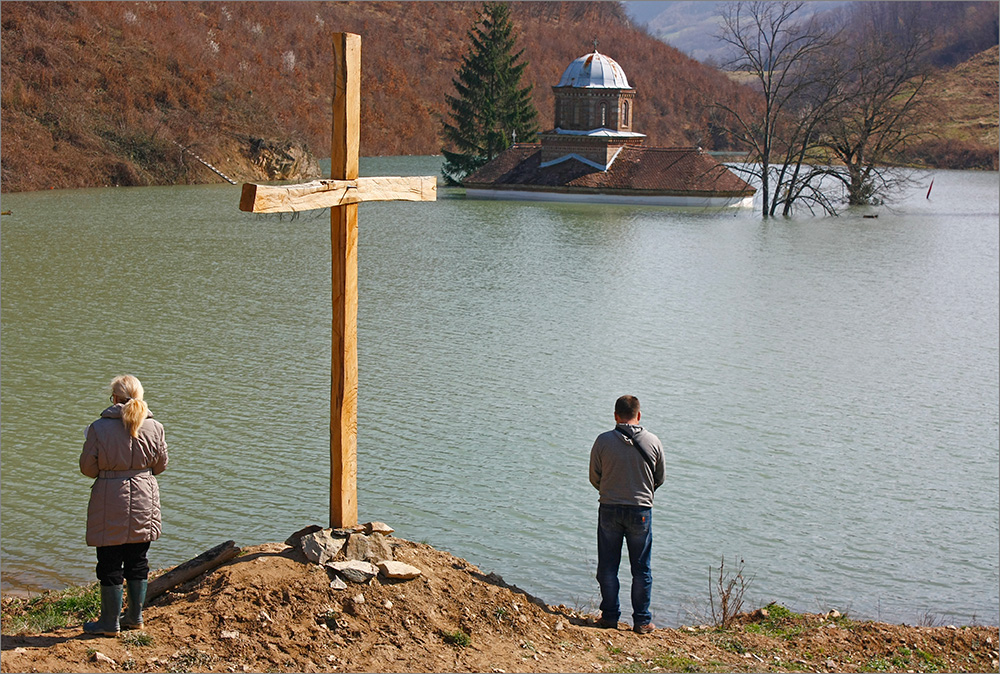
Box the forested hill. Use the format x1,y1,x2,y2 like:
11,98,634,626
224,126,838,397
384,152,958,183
1,1,758,193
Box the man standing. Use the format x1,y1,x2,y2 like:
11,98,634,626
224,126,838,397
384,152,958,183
589,395,665,633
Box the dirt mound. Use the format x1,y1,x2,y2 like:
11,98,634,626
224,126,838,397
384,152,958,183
2,536,997,673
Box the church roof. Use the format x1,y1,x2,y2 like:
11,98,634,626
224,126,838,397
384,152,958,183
551,128,646,139
555,51,631,89
463,145,756,197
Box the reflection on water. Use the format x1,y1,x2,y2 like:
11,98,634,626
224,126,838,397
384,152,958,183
2,159,997,626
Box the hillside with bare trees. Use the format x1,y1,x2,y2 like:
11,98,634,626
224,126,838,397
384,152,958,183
1,1,759,192
3,2,995,193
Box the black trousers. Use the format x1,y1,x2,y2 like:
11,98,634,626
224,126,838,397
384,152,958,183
95,542,150,586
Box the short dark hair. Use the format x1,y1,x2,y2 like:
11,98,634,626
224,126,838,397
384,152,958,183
615,395,640,420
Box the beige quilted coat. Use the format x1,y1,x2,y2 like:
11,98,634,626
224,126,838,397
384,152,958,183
80,404,168,547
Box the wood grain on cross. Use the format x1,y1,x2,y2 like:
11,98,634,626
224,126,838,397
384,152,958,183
239,33,436,528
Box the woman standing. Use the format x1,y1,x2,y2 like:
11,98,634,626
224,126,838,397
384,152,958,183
80,375,168,635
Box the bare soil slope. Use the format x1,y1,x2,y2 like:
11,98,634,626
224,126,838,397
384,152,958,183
2,537,997,673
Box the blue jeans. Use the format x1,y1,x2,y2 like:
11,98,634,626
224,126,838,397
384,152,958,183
596,504,653,625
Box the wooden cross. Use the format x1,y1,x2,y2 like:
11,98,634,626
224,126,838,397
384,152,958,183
238,33,436,528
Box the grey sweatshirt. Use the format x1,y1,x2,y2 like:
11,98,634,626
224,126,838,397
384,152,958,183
589,423,665,507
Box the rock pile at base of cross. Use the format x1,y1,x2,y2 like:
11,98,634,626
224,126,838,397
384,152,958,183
287,522,422,589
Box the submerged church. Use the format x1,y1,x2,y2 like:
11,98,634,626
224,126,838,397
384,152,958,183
463,50,756,207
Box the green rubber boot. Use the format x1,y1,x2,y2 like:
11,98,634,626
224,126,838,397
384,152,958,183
120,579,147,630
83,584,122,635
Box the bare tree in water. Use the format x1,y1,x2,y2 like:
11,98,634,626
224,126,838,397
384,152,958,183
714,1,842,216
820,2,935,205
714,1,936,215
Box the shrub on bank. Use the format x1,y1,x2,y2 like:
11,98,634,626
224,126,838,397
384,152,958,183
906,137,999,170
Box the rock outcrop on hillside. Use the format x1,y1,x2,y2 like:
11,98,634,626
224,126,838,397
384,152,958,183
237,135,322,182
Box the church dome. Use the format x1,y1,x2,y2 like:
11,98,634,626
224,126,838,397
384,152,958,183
555,50,631,89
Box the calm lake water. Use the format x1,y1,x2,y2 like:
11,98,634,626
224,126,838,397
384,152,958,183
2,157,997,627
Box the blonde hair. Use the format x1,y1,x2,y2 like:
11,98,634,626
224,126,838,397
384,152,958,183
110,375,149,438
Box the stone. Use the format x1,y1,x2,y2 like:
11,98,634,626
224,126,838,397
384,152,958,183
220,630,240,640
301,529,348,565
329,576,348,590
326,560,378,584
92,652,116,666
364,521,394,535
377,560,422,580
344,533,393,563
285,524,322,548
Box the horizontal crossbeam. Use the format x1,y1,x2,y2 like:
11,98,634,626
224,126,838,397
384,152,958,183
240,176,437,213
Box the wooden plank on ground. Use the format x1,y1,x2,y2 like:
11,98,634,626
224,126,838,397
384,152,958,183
146,540,241,604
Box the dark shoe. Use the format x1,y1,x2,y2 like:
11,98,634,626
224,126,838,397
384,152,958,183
634,622,656,634
595,617,618,629
83,585,122,636
120,579,147,630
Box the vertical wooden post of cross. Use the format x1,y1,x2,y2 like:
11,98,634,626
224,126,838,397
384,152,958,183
330,32,361,528
239,32,434,528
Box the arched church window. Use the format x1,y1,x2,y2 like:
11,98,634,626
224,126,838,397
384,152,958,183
622,100,629,127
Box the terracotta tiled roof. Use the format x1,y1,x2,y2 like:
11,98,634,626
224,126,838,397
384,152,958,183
464,145,755,196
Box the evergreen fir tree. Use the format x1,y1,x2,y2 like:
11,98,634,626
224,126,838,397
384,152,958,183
441,2,539,186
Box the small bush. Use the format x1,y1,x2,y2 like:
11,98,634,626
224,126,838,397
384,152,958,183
443,628,471,647
763,602,795,621
316,607,340,629
709,556,754,629
119,630,154,647
714,634,746,654
166,648,215,673
906,137,998,170
744,602,806,639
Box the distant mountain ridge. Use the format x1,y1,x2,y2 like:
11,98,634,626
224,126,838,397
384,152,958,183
624,1,998,68
623,0,847,65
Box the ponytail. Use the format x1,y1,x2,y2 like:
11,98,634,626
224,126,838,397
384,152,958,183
121,398,150,438
110,375,149,438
